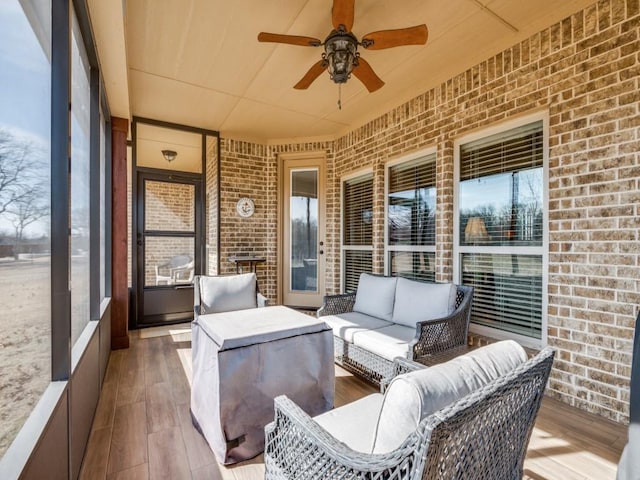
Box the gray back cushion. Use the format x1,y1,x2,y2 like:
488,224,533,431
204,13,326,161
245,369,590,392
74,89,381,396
392,279,457,327
199,273,257,314
352,273,398,322
371,340,528,454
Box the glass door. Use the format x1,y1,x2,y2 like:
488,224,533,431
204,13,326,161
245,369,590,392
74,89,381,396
283,158,325,307
136,173,203,326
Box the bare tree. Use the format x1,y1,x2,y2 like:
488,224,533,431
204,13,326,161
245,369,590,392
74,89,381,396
518,169,543,241
0,128,42,216
0,128,49,259
8,185,49,260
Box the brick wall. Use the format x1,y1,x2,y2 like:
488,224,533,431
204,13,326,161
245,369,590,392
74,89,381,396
206,135,219,275
218,140,276,298
216,0,638,422
217,140,334,301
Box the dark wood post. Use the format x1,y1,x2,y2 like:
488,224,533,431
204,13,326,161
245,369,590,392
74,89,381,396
111,117,130,349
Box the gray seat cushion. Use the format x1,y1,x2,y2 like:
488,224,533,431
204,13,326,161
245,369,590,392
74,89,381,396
321,312,393,343
371,340,528,454
199,273,257,314
352,273,397,321
352,324,416,361
392,278,457,328
313,393,384,453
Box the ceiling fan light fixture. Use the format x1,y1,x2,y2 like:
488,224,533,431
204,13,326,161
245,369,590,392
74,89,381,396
257,1,427,93
324,28,358,84
161,149,177,162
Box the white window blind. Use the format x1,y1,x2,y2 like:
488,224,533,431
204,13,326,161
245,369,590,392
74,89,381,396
461,253,543,339
460,121,543,180
342,173,373,292
387,154,436,282
458,120,545,341
388,155,436,246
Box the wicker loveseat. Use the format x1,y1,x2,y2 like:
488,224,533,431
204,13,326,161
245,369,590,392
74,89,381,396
265,341,555,480
318,273,473,384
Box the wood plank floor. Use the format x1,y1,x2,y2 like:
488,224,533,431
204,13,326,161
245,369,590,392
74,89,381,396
80,324,627,480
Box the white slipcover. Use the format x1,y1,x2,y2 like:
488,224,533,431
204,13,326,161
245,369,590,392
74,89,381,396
191,306,334,464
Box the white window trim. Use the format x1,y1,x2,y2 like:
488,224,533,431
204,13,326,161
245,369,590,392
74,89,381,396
453,111,549,349
340,168,373,293
384,148,437,276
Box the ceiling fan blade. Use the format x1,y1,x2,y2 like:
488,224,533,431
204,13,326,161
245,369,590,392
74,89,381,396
352,57,384,92
361,24,428,50
332,0,355,32
294,60,328,89
257,32,322,47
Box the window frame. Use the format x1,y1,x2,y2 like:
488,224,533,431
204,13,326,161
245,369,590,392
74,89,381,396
340,168,374,293
70,0,101,363
384,148,437,279
453,111,549,349
0,0,55,470
0,0,113,475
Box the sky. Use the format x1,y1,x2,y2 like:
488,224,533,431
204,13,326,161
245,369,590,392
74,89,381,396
0,1,51,141
0,1,51,237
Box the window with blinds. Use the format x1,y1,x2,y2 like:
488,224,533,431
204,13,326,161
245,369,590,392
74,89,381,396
460,121,543,181
342,173,373,292
460,120,543,247
457,119,545,341
387,154,436,282
461,254,542,338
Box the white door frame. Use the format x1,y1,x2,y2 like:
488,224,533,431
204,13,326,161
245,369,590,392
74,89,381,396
279,152,326,308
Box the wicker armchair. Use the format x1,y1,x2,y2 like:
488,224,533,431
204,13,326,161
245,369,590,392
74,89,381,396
318,281,473,384
265,346,555,480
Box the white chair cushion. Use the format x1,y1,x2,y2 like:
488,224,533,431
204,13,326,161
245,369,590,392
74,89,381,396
352,324,416,362
313,393,384,453
321,312,392,343
352,273,397,322
392,278,457,328
199,273,257,314
371,340,528,454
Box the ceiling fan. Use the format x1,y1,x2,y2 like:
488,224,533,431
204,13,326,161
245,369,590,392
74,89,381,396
257,0,428,94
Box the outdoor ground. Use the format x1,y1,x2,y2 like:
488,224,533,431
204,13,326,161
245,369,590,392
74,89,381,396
0,258,51,457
